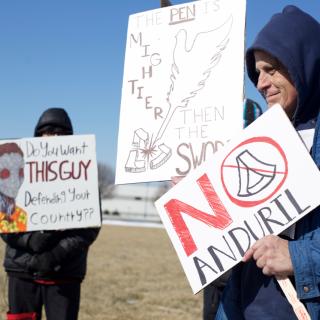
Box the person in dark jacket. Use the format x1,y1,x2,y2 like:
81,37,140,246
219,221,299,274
2,108,100,320
216,5,320,319
202,271,230,320
202,99,262,320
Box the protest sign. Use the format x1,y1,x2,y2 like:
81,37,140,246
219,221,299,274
116,0,246,184
155,105,320,293
0,134,101,233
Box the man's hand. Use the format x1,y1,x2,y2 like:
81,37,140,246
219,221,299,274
28,252,55,272
28,242,68,273
28,231,57,253
242,235,294,277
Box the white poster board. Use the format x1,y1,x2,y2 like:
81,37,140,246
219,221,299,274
155,105,320,293
116,0,246,184
0,134,101,233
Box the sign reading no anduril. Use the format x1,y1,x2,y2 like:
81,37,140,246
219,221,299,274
155,105,320,293
0,134,101,233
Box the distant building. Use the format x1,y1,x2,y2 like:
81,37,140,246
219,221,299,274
101,182,169,222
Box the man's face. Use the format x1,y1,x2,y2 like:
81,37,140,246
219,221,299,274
42,133,58,137
254,50,298,119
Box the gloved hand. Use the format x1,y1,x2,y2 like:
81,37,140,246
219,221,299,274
28,252,57,272
28,245,67,272
28,231,57,253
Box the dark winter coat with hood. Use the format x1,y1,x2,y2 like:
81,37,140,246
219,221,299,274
1,108,100,281
216,5,320,319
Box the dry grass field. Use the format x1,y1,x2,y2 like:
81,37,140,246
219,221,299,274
0,224,203,320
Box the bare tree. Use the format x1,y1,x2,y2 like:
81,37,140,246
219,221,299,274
97,162,115,196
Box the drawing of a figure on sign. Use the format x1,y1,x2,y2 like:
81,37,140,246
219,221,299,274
125,17,233,174
0,143,27,232
221,137,288,208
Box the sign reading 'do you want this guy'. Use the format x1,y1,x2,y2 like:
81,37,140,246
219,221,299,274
116,0,246,184
155,105,320,294
0,134,101,233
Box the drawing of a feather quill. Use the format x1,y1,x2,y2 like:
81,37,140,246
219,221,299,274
153,16,233,145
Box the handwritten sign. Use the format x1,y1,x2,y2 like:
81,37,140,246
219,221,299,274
116,0,246,184
155,105,320,293
0,135,101,233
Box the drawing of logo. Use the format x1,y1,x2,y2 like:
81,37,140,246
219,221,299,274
221,136,288,207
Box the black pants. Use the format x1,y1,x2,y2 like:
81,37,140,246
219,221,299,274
8,277,81,320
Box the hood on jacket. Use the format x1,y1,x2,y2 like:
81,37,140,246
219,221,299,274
34,108,73,137
246,5,320,126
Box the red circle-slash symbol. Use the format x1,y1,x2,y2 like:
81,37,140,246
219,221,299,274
221,136,288,207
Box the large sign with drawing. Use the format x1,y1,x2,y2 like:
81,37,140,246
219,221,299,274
155,105,320,293
116,0,246,184
0,135,101,233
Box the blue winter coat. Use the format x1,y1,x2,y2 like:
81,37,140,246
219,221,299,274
217,5,320,319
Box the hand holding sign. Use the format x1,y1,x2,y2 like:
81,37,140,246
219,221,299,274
243,235,293,277
243,232,310,320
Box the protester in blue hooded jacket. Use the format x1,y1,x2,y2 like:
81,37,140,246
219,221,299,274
216,5,320,319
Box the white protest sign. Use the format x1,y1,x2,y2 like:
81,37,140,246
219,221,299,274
155,105,320,293
0,134,101,233
116,0,246,184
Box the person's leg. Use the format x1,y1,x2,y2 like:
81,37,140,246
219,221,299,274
203,271,231,320
8,277,42,319
43,282,81,320
203,284,220,320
